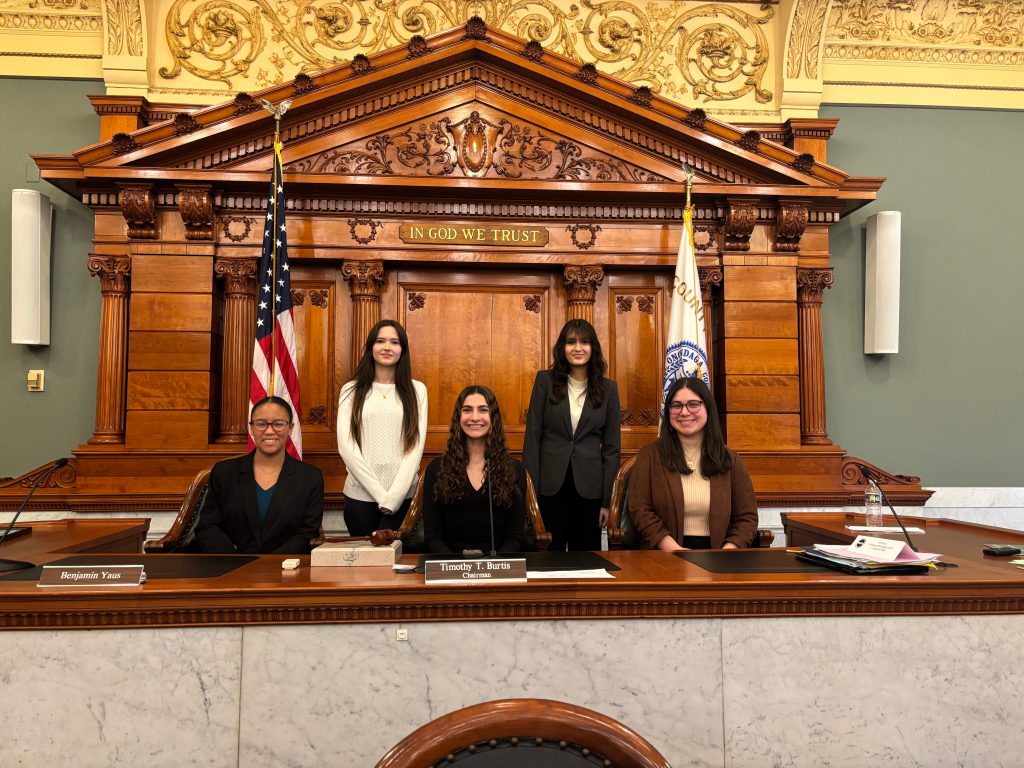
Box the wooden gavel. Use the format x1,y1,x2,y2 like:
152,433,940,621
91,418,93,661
322,529,399,547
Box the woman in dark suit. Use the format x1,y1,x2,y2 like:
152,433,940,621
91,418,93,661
197,396,324,554
627,377,757,550
524,319,621,551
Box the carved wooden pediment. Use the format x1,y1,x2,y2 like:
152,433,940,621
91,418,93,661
281,107,668,183
37,20,873,212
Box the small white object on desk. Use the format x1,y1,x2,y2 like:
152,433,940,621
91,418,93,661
281,558,301,570
847,525,925,534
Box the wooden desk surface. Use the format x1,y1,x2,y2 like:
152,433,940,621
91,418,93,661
2,517,1024,629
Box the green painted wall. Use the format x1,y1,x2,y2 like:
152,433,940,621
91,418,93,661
821,105,1024,487
0,78,101,478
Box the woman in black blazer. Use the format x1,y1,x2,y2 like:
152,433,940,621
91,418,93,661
524,319,621,551
196,396,324,554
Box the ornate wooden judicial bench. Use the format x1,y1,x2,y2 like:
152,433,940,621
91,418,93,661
9,19,929,514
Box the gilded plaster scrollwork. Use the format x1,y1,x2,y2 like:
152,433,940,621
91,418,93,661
825,0,1024,65
157,0,774,103
104,0,143,56
786,0,830,79
284,110,667,182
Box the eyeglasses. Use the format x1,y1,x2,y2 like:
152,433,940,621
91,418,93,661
669,400,704,414
249,419,291,432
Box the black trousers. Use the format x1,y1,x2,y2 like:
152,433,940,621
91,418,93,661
343,495,411,537
539,464,602,552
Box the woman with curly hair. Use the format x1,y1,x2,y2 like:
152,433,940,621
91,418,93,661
422,385,526,554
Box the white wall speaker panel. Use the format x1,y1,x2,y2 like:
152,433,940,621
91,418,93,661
865,210,901,354
11,189,53,345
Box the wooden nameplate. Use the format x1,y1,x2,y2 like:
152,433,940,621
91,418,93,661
311,539,402,567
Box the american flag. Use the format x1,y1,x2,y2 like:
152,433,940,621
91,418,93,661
249,136,302,459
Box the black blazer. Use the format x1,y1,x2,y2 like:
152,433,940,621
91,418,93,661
523,370,621,506
196,452,324,555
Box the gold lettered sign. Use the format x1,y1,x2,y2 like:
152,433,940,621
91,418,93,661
37,565,146,588
399,223,548,247
424,558,527,584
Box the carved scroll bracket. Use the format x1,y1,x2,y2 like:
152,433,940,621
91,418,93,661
117,183,156,240
564,265,604,323
724,198,757,252
775,200,809,253
177,184,215,241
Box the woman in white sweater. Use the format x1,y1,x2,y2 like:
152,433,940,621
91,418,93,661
336,320,428,536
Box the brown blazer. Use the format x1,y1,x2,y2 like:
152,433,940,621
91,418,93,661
627,441,758,549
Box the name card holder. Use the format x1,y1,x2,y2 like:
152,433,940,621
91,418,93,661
38,565,146,588
424,558,527,585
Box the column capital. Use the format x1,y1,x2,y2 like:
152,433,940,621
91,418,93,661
87,255,132,293
563,265,604,302
342,260,384,298
797,267,835,304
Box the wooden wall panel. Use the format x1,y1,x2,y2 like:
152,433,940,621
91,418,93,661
125,410,213,449
723,414,801,449
608,286,663,434
129,294,216,332
720,302,797,339
398,270,551,454
130,255,213,293
126,372,213,410
289,278,336,444
723,339,799,375
723,375,801,413
723,266,794,302
128,332,213,371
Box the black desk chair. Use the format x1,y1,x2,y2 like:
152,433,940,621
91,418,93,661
378,472,552,553
375,698,670,768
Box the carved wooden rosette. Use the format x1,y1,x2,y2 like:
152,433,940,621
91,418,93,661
797,268,835,445
214,258,258,443
87,255,131,444
724,199,757,251
342,260,385,370
177,184,214,240
775,201,808,253
698,266,723,380
117,183,155,239
563,265,604,322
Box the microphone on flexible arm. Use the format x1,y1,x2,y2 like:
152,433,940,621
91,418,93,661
0,458,69,572
862,465,917,552
484,449,497,558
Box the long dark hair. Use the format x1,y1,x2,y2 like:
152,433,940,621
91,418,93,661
434,385,519,508
549,319,607,407
344,319,419,454
657,377,733,476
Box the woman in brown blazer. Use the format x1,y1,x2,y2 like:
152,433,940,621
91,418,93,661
628,377,757,550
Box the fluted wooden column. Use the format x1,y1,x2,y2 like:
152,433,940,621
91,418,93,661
342,260,384,370
214,258,258,443
87,255,131,444
698,266,723,384
563,265,604,323
797,268,834,445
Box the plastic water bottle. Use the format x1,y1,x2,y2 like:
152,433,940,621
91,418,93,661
864,488,883,528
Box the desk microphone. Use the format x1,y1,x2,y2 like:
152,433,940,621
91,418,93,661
0,458,69,572
862,466,917,552
484,450,496,558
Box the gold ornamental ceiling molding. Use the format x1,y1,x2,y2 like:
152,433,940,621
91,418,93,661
0,0,103,78
822,0,1024,109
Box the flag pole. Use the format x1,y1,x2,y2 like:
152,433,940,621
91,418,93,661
261,98,291,397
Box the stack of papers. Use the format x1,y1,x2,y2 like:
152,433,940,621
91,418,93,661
797,537,940,575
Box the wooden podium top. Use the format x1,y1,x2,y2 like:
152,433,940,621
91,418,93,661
2,516,1024,630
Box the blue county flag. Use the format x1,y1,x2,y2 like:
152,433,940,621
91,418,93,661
249,137,302,459
662,205,710,403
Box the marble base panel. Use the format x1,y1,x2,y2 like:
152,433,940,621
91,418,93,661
0,627,242,768
723,615,1024,768
238,619,724,768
